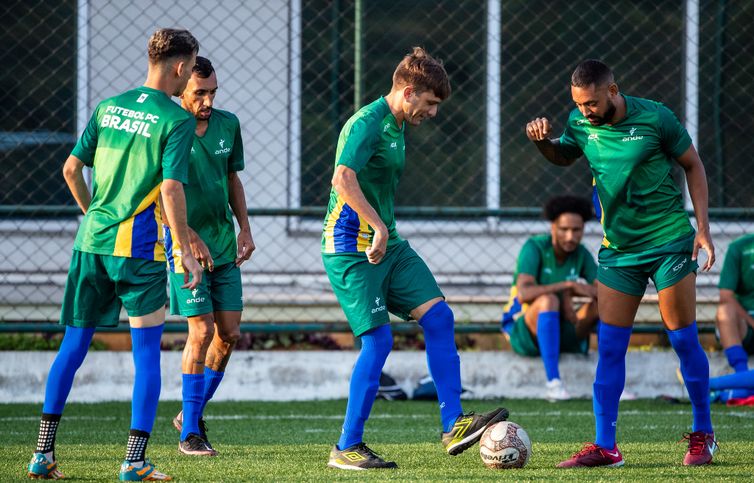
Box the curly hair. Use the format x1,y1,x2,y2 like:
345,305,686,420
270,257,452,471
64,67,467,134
544,195,593,222
392,47,451,100
192,56,214,78
148,28,199,63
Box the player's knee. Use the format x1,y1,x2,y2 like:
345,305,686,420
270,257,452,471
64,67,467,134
716,302,737,328
420,300,455,335
219,326,241,347
189,318,216,345
534,293,559,312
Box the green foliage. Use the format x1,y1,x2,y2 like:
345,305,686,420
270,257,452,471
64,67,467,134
0,334,107,351
5,399,752,480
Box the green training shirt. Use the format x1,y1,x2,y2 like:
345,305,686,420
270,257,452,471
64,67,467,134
559,95,694,252
71,86,195,261
718,234,754,312
502,234,597,324
322,97,405,254
165,109,244,273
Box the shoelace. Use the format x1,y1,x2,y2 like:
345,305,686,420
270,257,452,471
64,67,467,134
571,442,601,458
680,432,714,455
354,443,383,460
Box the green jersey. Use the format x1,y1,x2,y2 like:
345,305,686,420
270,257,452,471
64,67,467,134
718,234,754,312
71,86,195,261
165,109,244,273
322,97,405,254
502,234,597,324
559,95,694,252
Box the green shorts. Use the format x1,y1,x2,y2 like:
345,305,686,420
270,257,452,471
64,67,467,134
322,241,444,337
508,314,589,357
60,250,167,328
597,232,698,296
169,262,242,317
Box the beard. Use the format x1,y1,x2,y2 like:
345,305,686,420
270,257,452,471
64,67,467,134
587,100,616,126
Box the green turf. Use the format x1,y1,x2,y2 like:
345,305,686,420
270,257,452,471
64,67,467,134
3,399,752,481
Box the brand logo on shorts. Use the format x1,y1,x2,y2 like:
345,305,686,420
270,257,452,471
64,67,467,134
672,258,688,272
371,296,386,314
186,288,206,304
215,138,231,155
588,133,599,141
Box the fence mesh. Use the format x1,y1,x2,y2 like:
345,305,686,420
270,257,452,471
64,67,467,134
2,0,753,328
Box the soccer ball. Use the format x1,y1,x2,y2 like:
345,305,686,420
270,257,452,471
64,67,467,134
479,421,532,469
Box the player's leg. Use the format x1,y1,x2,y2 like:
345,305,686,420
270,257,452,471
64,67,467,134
323,253,397,470
657,271,716,465
116,257,172,480
716,300,749,374
524,294,564,394
390,243,507,456
28,251,117,480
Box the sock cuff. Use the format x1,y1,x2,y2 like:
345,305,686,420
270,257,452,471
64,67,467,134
598,321,632,339
130,325,164,349
182,373,205,384
41,413,62,422
665,321,698,336
418,300,452,326
204,367,224,378
724,344,747,358
128,429,150,438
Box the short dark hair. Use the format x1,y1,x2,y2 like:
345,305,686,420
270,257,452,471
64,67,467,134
193,56,214,78
571,59,614,88
148,28,199,63
392,47,451,100
544,195,593,223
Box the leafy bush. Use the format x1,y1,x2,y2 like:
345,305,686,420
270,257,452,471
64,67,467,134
0,333,107,351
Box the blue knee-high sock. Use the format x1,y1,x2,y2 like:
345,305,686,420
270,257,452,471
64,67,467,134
725,345,749,373
181,373,205,440
420,301,463,433
200,367,225,416
338,324,392,450
536,311,561,381
43,326,96,414
667,322,713,434
130,325,164,433
710,369,754,391
593,322,631,449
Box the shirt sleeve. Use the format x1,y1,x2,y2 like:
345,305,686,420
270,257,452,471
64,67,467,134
658,104,692,158
335,119,378,173
558,128,584,160
70,106,100,167
581,248,598,284
228,116,245,173
718,242,741,292
517,239,542,279
162,117,196,183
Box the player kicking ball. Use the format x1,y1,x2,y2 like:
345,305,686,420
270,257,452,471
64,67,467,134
165,56,255,456
526,59,717,467
322,47,508,470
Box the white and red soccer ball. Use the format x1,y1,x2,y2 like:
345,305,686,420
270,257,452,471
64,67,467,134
479,421,532,469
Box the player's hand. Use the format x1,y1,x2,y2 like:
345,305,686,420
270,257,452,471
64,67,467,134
366,228,388,265
181,252,203,290
235,228,256,267
525,117,551,141
693,228,715,271
189,230,214,272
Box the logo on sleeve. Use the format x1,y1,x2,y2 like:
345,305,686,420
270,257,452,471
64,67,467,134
215,138,232,155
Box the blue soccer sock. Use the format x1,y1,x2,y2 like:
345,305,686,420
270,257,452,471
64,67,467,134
181,373,205,440
419,301,464,433
43,326,96,414
130,325,164,433
593,322,631,449
710,369,754,391
338,324,392,450
200,367,225,416
667,322,713,434
536,311,561,381
725,345,749,373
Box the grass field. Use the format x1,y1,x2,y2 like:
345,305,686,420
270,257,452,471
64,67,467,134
3,399,753,481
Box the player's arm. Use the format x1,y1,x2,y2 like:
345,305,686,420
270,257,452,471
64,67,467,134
676,145,715,271
62,155,91,214
516,273,588,304
228,171,255,266
161,180,202,288
331,165,388,264
524,117,579,166
720,289,754,330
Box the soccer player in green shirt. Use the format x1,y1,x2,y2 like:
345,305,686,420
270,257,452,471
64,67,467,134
164,56,255,456
502,196,598,401
708,234,754,400
322,47,508,470
525,59,716,467
27,28,203,481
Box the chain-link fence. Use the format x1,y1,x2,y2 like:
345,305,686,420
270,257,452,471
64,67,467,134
2,0,753,329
